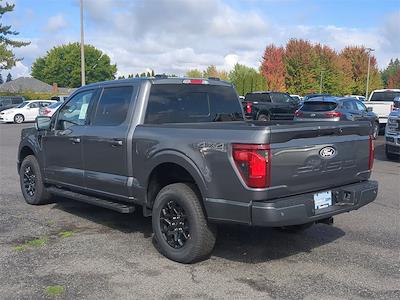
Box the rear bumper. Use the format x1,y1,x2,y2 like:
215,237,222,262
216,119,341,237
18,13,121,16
205,181,378,227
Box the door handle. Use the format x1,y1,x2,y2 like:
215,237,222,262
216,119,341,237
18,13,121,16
110,139,123,147
69,137,81,144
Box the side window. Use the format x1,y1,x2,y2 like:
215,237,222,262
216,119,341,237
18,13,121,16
12,98,22,104
92,86,134,126
342,100,355,110
56,90,94,130
271,93,290,103
355,100,367,111
28,102,39,108
261,94,271,102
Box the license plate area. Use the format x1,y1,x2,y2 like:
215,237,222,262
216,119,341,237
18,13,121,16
314,191,332,210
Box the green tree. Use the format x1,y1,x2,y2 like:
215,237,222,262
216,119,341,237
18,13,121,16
31,42,117,88
186,69,203,78
381,58,400,88
0,73,3,84
284,39,320,95
0,2,30,70
229,63,265,96
203,65,229,80
339,46,382,95
6,71,11,82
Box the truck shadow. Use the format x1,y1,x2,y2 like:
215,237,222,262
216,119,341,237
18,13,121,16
52,197,153,238
212,223,345,263
52,197,345,263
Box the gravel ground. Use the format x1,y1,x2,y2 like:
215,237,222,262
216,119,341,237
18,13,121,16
0,123,399,300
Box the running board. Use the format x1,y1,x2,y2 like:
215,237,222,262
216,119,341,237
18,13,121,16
47,187,135,213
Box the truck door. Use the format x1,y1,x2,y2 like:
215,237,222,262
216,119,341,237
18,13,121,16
82,85,136,198
270,93,297,119
43,89,96,187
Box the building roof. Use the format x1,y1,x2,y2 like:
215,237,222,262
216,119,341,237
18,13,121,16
0,77,75,95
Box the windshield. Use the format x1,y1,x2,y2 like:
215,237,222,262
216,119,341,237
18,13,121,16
370,91,400,101
16,102,29,108
145,84,244,124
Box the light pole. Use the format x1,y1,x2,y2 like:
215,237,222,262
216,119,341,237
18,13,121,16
365,48,374,100
80,0,86,86
319,70,324,93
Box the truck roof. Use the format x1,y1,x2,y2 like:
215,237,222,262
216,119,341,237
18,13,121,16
84,77,233,88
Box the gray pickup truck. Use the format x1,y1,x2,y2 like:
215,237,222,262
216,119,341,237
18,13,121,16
18,77,378,263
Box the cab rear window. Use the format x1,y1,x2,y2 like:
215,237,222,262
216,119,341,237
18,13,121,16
300,102,337,111
145,84,243,124
370,91,400,101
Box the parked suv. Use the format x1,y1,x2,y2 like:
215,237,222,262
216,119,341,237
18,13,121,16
243,91,300,121
294,97,380,139
18,78,377,263
0,96,25,112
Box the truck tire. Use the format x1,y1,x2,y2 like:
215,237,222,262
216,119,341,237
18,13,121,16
385,147,399,161
257,113,270,122
19,155,52,205
14,114,24,124
152,183,217,263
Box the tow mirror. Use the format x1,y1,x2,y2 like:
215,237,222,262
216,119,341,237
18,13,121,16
35,116,51,130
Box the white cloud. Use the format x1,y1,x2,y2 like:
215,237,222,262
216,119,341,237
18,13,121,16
1,61,30,79
45,14,67,33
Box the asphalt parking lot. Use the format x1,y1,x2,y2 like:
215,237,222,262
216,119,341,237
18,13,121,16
0,123,399,300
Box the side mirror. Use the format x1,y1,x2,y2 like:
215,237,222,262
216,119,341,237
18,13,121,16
367,107,373,112
35,116,51,130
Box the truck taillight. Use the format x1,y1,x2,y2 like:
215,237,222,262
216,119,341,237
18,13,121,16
369,136,374,170
324,111,342,118
294,110,303,117
232,144,271,188
182,79,209,85
246,102,252,114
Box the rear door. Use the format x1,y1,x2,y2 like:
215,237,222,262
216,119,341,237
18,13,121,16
270,93,297,119
82,85,137,198
43,89,97,187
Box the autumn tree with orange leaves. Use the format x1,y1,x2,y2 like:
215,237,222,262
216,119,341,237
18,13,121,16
261,45,286,91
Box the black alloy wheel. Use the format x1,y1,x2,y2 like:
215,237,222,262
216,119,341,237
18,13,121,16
23,165,36,197
160,200,190,249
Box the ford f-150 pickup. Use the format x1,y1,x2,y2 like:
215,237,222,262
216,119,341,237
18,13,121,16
18,77,378,263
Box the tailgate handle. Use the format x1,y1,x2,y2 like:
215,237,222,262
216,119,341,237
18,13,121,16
110,139,123,147
69,137,81,144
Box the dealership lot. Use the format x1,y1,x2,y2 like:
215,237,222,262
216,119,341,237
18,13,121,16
0,124,399,299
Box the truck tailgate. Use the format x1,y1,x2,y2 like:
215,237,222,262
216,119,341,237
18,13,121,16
266,121,372,199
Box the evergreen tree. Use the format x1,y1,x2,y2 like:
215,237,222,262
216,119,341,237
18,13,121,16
0,73,3,84
6,72,12,82
0,2,30,70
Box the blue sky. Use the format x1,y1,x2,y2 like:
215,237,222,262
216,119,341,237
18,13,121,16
3,0,400,78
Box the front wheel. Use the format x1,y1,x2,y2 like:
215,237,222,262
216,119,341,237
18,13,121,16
14,114,24,124
19,155,52,205
385,147,399,161
257,113,270,122
152,183,217,263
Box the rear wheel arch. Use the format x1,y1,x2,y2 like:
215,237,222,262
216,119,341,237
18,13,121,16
145,155,207,214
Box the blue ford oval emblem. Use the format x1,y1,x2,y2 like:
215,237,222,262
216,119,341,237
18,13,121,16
319,146,336,159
